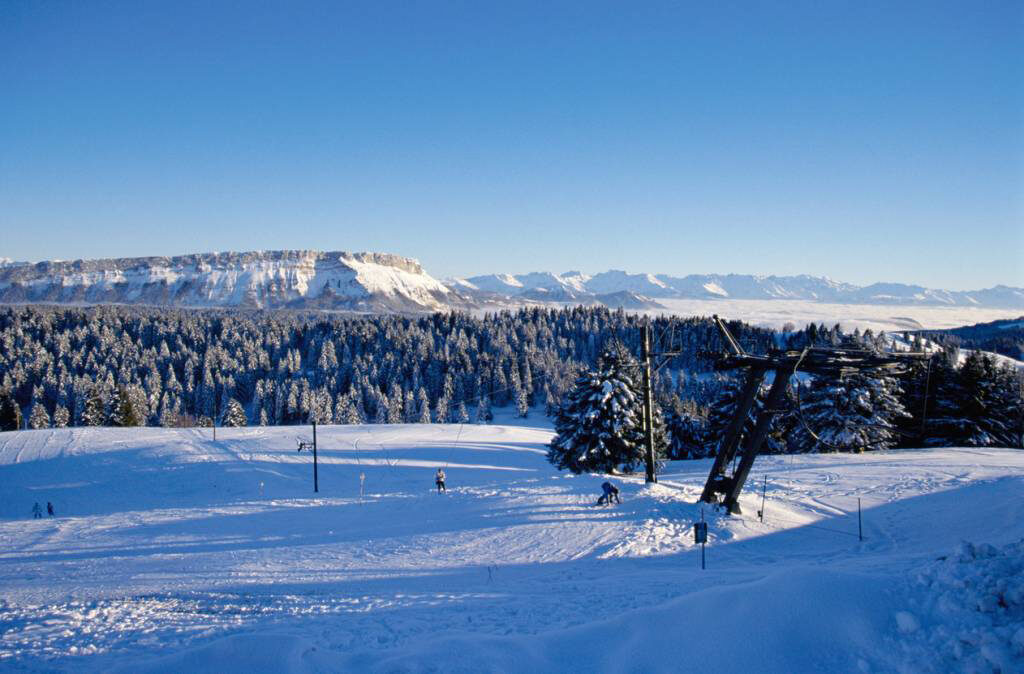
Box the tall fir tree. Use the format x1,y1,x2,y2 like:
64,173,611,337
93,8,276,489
81,388,106,427
791,373,909,452
28,402,50,430
547,346,667,474
475,394,493,424
109,387,143,427
222,398,248,427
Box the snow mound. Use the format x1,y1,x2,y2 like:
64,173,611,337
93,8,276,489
896,540,1024,672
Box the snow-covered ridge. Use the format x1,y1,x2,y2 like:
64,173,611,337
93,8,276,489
0,250,461,313
455,269,1024,309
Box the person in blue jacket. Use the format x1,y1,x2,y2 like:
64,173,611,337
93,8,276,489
597,481,621,506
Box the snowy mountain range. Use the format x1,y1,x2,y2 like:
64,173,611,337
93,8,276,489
0,250,1022,313
452,270,1024,309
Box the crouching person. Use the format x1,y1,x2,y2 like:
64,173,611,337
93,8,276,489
597,480,621,506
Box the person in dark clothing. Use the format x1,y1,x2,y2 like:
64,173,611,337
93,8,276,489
46,502,54,517
32,502,42,519
435,468,447,493
597,481,621,506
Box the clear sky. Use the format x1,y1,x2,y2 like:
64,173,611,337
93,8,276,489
1,1,1021,289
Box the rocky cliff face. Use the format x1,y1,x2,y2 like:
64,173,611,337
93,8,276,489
0,250,461,313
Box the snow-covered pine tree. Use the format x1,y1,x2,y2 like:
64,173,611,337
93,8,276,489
29,401,50,429
52,404,70,428
81,387,106,427
547,346,667,475
951,352,1023,447
792,373,909,452
475,394,492,424
222,398,247,427
515,385,529,418
109,386,143,427
338,393,365,425
456,401,470,423
665,407,706,459
543,383,557,417
416,388,432,423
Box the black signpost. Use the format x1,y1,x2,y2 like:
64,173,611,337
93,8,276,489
694,509,708,570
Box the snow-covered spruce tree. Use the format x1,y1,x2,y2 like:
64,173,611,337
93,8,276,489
955,351,1023,447
665,406,707,459
52,405,70,428
81,387,106,427
0,391,21,431
791,373,909,452
109,387,143,427
221,398,247,427
515,385,529,418
416,388,432,424
475,394,493,424
547,346,667,475
29,402,50,430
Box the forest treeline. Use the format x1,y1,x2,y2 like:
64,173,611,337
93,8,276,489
0,305,1020,455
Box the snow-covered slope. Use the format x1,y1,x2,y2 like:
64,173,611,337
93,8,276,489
0,251,462,313
1,422,1023,672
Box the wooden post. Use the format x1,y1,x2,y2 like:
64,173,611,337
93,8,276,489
758,474,767,522
858,497,862,541
723,365,793,514
699,368,765,504
313,421,319,494
641,321,657,484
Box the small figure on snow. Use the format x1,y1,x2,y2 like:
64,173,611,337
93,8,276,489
435,468,447,494
46,502,54,517
31,502,42,519
597,481,621,506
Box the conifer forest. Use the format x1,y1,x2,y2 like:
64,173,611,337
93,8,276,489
0,304,1020,458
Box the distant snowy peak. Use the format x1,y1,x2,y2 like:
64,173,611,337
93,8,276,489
0,250,462,313
450,270,1024,309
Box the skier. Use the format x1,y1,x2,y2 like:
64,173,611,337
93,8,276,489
46,502,54,517
31,502,42,519
435,468,447,493
597,481,621,506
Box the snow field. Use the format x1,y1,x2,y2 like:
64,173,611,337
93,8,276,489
0,423,1022,672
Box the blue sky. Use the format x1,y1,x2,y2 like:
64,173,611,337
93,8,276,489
1,1,1021,289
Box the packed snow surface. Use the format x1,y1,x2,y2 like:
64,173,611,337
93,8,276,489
1,420,1022,673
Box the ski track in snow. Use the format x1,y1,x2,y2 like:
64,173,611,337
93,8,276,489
0,424,1022,672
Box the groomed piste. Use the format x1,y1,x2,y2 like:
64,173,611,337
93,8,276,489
1,417,1022,673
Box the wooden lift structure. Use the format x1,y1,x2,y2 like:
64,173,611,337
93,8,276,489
699,316,929,514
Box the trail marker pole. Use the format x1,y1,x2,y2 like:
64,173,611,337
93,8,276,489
359,472,365,503
297,421,319,493
858,497,863,541
757,475,767,522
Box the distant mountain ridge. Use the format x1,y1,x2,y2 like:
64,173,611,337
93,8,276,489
452,270,1024,309
0,250,1021,312
0,250,459,312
